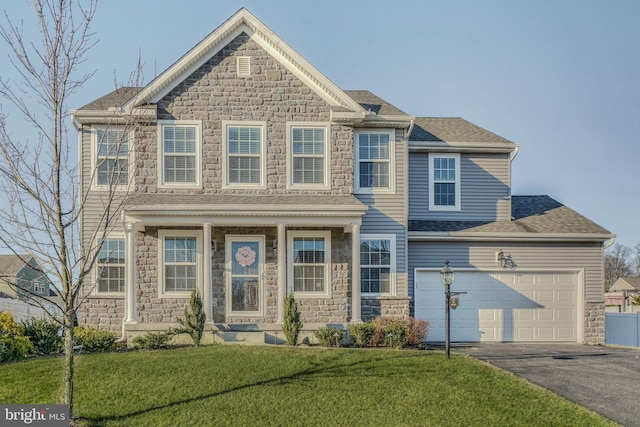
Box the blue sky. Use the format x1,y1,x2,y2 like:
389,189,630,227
2,0,639,247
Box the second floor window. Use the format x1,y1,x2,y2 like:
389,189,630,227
159,121,201,188
355,131,394,193
33,281,45,294
429,153,460,211
94,128,129,188
223,122,266,188
97,237,125,293
289,125,328,188
360,236,395,295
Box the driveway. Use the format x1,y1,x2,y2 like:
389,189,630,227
456,343,640,427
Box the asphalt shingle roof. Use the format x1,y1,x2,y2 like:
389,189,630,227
77,87,142,111
616,277,640,290
409,195,611,237
0,254,31,277
344,90,410,117
410,117,515,145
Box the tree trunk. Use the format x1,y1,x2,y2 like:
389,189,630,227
62,309,75,418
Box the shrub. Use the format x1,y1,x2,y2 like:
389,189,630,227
132,330,175,350
369,317,392,347
383,320,408,349
406,317,429,346
0,311,24,337
347,322,375,348
22,318,62,355
176,289,206,346
0,312,33,363
282,294,303,346
314,326,344,347
73,326,117,353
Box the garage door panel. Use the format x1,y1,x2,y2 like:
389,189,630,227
416,271,578,343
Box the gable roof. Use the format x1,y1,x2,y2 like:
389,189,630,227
610,277,640,291
409,195,612,242
124,8,367,117
0,254,33,277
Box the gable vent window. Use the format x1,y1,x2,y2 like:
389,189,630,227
237,56,251,77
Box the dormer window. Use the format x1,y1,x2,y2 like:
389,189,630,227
429,153,460,211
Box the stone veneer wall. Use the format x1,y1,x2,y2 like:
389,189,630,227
361,297,411,322
77,297,124,333
584,302,605,344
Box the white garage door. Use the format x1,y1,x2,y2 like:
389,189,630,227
415,271,579,342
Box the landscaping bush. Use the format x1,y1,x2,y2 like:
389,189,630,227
369,317,392,347
347,322,375,348
73,326,117,353
282,294,303,346
383,320,408,349
22,317,63,355
0,312,33,362
0,311,24,336
176,289,206,346
314,326,344,347
132,330,175,350
406,317,429,346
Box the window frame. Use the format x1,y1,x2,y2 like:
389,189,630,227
360,234,396,296
225,235,265,317
222,121,267,189
354,129,396,194
90,125,133,191
95,234,126,295
286,123,331,190
287,230,332,298
158,230,202,299
32,281,45,294
157,120,202,189
428,153,461,211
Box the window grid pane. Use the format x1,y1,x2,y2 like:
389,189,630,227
164,237,197,292
292,237,326,293
96,129,128,186
97,237,125,293
292,127,325,184
163,125,197,184
358,133,390,188
433,156,457,206
360,239,391,294
228,126,261,184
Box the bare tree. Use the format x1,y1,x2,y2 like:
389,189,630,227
0,0,140,419
604,242,632,291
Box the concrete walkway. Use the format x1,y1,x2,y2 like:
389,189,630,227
455,343,640,427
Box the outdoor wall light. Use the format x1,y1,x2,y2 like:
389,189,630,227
211,240,217,253
273,239,278,256
496,250,515,269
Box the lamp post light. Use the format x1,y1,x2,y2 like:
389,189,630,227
440,260,454,359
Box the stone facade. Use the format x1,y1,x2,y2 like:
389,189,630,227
584,302,605,344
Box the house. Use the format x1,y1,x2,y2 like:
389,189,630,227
0,254,53,301
71,8,613,344
609,277,640,293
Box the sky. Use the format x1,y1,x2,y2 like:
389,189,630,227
1,0,639,248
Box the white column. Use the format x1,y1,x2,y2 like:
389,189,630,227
277,223,286,323
203,223,213,322
351,223,361,323
125,222,137,323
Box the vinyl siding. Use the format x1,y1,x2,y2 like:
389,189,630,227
408,241,604,309
356,129,408,297
409,152,511,221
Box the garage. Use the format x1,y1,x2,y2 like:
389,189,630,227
415,271,581,342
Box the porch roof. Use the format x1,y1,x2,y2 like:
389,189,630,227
123,194,368,230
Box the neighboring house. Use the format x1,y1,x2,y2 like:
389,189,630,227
0,254,53,301
609,277,640,293
71,8,613,344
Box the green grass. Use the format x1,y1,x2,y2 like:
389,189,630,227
0,346,615,426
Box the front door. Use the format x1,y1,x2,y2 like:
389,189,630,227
226,236,264,316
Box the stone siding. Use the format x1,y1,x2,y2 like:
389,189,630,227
584,302,605,344
361,297,411,322
77,297,124,333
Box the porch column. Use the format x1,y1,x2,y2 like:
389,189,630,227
351,223,361,323
277,223,286,323
203,223,213,322
125,222,137,323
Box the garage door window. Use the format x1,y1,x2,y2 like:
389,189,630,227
360,235,395,295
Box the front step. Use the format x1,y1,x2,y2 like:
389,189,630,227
214,331,266,344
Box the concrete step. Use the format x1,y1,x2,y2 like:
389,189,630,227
215,331,266,344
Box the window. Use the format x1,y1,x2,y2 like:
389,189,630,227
33,281,45,294
93,127,130,188
288,124,329,189
97,237,125,293
226,236,264,315
429,153,460,211
159,121,201,187
288,231,331,296
355,130,395,193
360,235,395,295
158,230,201,297
223,122,266,188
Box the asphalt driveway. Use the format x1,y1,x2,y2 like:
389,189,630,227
456,343,640,426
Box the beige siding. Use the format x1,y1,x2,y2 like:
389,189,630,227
408,241,604,305
409,152,511,221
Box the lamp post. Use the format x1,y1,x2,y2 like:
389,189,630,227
440,260,454,359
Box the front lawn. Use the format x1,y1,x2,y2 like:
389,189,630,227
0,346,615,426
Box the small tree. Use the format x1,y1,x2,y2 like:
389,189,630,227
282,293,302,345
176,289,206,346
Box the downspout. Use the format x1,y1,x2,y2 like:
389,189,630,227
603,236,616,250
